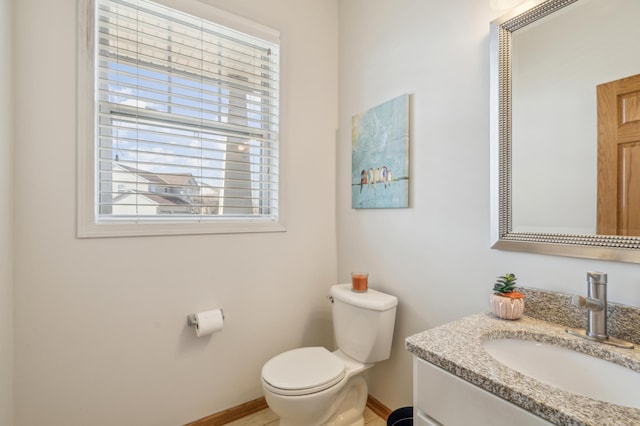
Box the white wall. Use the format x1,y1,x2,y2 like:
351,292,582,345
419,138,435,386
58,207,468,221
12,0,337,425
0,0,14,424
338,0,640,411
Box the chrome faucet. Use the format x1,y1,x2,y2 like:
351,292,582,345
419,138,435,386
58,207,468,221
566,271,634,349
574,271,608,339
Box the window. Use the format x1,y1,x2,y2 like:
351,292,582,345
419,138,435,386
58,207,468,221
77,0,282,237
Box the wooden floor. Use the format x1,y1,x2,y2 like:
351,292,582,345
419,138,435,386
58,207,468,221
225,407,387,426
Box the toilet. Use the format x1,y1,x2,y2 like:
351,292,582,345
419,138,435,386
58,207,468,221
261,283,398,426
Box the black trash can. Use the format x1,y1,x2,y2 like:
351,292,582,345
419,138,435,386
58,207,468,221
387,406,413,426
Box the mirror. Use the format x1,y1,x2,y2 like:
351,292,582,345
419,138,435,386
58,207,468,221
490,0,640,262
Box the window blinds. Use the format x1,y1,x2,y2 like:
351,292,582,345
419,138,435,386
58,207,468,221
95,0,280,221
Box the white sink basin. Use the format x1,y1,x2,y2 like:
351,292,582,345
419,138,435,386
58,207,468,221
482,338,640,409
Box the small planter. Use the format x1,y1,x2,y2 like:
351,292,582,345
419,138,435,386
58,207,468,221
489,293,525,320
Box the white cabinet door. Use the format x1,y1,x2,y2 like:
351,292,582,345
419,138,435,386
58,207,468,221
414,357,552,426
415,410,443,426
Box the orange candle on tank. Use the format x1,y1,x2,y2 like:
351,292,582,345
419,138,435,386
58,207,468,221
351,273,369,292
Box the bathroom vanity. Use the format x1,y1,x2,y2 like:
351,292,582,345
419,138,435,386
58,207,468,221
406,288,640,426
413,353,551,425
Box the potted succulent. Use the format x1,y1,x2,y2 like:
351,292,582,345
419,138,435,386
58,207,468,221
490,273,525,320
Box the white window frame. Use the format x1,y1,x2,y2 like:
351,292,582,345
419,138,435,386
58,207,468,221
77,0,286,238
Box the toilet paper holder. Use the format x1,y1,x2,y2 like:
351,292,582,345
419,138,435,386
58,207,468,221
187,310,225,327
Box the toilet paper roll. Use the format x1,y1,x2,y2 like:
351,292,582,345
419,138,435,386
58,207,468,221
195,309,224,337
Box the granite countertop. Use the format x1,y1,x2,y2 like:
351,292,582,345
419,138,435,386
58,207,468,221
406,312,640,425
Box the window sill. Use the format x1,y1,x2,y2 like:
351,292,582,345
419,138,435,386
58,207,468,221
77,217,286,238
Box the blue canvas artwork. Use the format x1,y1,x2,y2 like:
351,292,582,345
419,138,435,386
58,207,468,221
352,94,410,209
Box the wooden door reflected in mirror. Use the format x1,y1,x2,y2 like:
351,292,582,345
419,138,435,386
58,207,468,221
597,73,640,236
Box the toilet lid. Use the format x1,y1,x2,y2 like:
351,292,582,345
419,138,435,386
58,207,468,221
262,347,345,396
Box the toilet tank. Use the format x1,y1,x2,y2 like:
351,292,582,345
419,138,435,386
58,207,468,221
330,283,398,363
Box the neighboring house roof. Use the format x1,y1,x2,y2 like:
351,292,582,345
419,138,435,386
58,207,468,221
112,162,219,209
113,162,152,183
113,190,189,205
116,162,196,187
144,193,190,205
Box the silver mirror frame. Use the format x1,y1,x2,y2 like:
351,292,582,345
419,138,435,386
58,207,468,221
490,0,640,263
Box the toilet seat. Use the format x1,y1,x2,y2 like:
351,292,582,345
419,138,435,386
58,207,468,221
262,347,346,396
